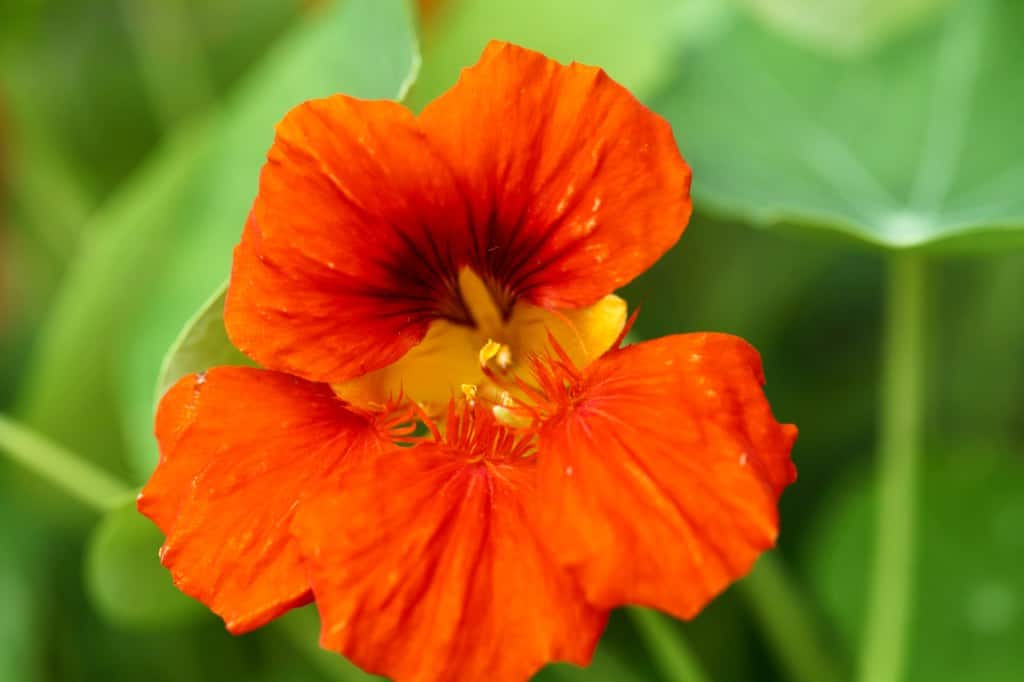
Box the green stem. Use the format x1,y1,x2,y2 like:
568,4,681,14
628,607,712,682
0,414,132,513
739,553,845,682
858,253,926,682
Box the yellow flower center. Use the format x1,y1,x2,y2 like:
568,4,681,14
332,268,626,412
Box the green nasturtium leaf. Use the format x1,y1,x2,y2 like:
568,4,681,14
17,122,211,486
155,284,250,400
804,448,1024,681
655,0,1024,251
85,499,206,629
112,0,420,480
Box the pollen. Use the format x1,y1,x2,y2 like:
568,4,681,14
477,337,514,372
479,339,503,367
461,383,478,402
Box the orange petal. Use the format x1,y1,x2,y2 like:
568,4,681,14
226,95,468,383
293,408,606,681
139,367,390,633
228,43,689,385
419,41,692,309
534,334,797,619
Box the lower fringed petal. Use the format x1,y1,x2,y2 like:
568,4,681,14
534,333,797,619
292,440,607,682
139,367,391,634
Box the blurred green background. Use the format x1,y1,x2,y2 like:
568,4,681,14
1,0,1022,680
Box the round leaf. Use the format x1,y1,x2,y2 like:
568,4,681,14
656,0,1024,251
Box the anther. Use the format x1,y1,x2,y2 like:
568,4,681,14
479,339,513,371
495,344,512,370
479,339,502,366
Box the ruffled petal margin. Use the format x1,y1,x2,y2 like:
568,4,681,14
226,41,691,385
292,435,607,682
419,41,692,309
533,334,797,619
139,367,389,633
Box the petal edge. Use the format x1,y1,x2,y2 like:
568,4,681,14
140,366,389,633
534,333,797,619
294,414,607,681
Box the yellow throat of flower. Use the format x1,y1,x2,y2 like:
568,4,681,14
332,268,627,412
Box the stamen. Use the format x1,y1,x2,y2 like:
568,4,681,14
492,405,531,429
479,339,502,366
461,383,478,403
495,344,512,370
479,338,513,371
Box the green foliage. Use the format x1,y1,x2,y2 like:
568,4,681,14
2,0,1023,680
0,513,38,681
155,284,249,399
77,0,422,640
655,0,1024,251
736,0,950,55
805,448,1024,681
13,0,420,484
85,500,206,629
118,0,420,480
409,0,699,106
275,608,384,682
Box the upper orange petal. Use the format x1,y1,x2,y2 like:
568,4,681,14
139,367,391,633
532,334,797,619
225,96,469,383
418,41,692,309
228,42,690,384
292,405,607,682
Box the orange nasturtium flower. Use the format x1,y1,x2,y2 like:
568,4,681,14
139,42,797,682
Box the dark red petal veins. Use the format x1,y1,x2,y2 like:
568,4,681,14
225,97,471,384
419,41,692,309
228,43,690,384
293,404,606,682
